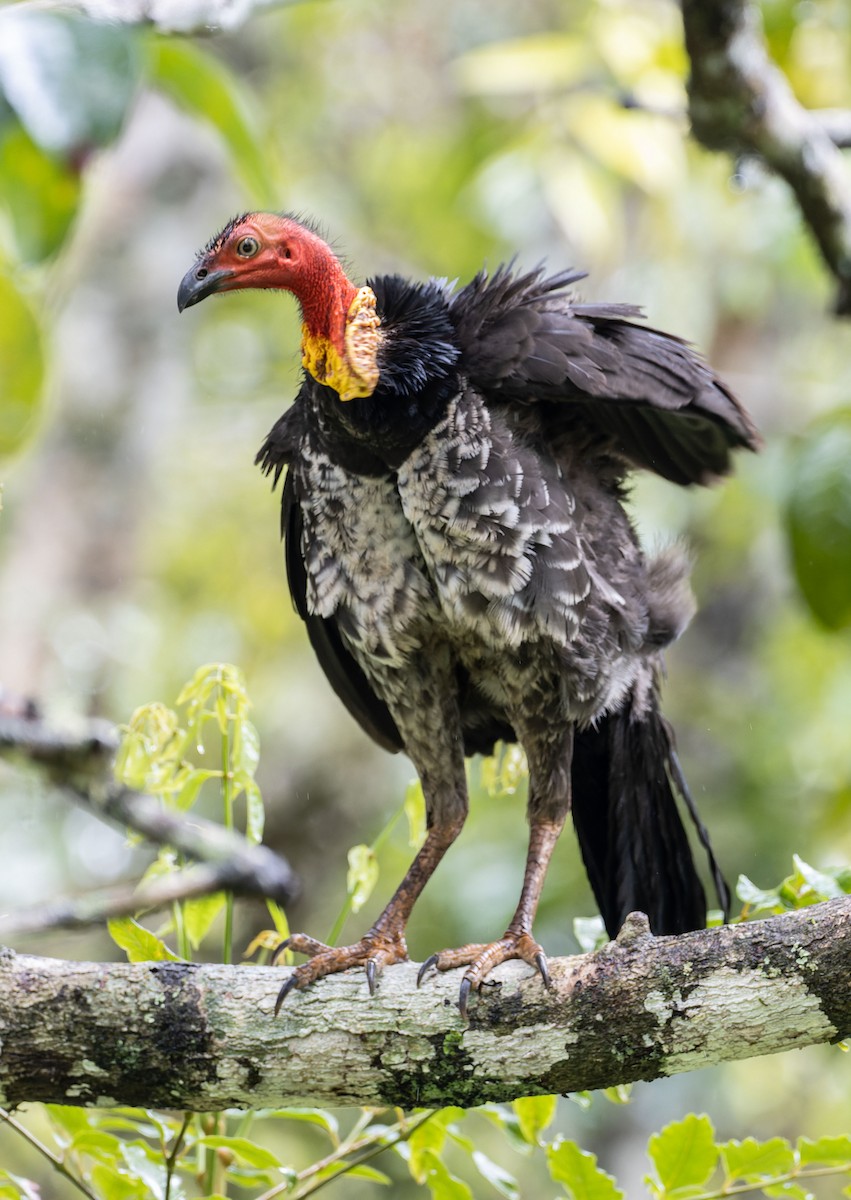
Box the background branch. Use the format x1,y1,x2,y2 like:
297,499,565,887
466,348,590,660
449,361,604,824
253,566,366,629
1,902,848,1110
0,711,298,932
681,0,851,313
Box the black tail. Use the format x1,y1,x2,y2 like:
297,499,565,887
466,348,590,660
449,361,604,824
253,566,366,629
571,690,729,938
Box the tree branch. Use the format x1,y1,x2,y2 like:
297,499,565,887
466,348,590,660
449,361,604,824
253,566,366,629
0,712,299,930
681,0,851,314
1,902,848,1110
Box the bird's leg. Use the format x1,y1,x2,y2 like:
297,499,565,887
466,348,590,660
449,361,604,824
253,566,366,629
419,724,572,1017
275,813,464,1012
274,646,468,1010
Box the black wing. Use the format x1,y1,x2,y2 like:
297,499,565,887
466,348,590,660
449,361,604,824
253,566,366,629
450,265,760,485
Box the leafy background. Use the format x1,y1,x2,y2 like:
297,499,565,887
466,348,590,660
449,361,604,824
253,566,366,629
0,0,850,1195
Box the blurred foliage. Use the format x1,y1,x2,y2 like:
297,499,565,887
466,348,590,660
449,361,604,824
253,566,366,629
0,0,850,1196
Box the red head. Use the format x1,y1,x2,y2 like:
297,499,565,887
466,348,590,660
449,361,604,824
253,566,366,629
178,212,380,401
177,212,357,338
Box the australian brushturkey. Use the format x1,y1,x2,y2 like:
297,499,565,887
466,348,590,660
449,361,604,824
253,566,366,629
179,213,759,1015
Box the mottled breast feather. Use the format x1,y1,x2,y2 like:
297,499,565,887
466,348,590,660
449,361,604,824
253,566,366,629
397,390,592,649
293,429,436,665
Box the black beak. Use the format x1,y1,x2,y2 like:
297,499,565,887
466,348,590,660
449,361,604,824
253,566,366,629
177,264,236,312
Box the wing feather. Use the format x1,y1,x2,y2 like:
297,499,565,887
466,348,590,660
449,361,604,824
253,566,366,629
450,266,760,484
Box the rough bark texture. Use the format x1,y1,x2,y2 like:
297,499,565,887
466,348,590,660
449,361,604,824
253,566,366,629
681,0,851,313
1,901,848,1111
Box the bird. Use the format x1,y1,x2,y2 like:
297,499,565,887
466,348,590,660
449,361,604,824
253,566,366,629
178,212,759,1016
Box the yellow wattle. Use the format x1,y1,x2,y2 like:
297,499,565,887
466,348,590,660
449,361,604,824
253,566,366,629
301,285,381,402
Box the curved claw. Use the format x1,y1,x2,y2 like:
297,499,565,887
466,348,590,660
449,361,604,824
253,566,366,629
458,976,473,1021
366,958,377,995
535,951,551,990
271,939,291,966
417,953,440,987
274,973,300,1016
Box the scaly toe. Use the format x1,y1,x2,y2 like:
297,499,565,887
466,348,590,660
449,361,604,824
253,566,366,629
272,930,409,1013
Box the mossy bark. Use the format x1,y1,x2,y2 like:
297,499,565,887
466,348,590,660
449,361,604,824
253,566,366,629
1,900,849,1110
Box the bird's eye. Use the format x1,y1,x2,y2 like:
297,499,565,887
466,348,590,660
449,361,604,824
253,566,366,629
236,236,260,258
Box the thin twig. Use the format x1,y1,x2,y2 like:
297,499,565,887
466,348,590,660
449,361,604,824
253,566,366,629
0,1107,99,1200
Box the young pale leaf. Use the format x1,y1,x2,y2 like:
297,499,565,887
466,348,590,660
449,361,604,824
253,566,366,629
265,899,291,939
68,1129,124,1161
0,1175,46,1200
416,1150,473,1200
236,719,261,775
762,1185,813,1200
721,1137,795,1183
347,843,379,913
792,855,847,901
404,780,427,849
89,1162,149,1200
798,1135,851,1166
241,776,265,844
512,1095,558,1144
547,1140,623,1199
647,1115,718,1194
342,1165,392,1184
183,892,226,950
108,918,182,963
407,1115,449,1183
266,1108,339,1143
471,1150,519,1198
196,1136,282,1169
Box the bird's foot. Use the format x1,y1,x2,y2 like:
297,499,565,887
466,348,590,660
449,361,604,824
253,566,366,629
418,931,551,1019
272,929,409,1014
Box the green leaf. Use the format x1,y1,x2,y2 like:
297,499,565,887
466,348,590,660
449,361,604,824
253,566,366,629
547,1139,624,1200
736,874,784,914
183,892,226,950
0,1172,42,1200
265,899,290,939
721,1137,795,1183
146,38,276,205
0,10,140,157
513,1095,558,1145
241,776,265,844
0,124,80,261
108,917,182,963
404,780,427,849
266,1108,339,1142
174,767,215,812
0,272,43,456
345,1164,392,1184
196,1136,282,1169
346,843,379,914
798,1134,851,1166
792,855,846,901
472,1151,519,1198
646,1115,718,1194
416,1149,473,1200
236,719,261,775
68,1129,123,1160
763,1186,812,1200
89,1162,148,1200
47,1105,93,1139
786,410,851,630
477,1104,531,1154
